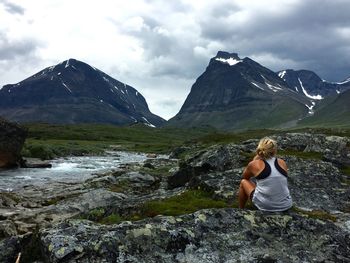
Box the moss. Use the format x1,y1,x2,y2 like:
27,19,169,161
0,192,21,203
137,190,230,218
99,213,123,225
341,166,350,176
279,150,323,160
41,193,80,206
139,164,177,177
109,180,131,193
78,208,106,221
292,207,337,222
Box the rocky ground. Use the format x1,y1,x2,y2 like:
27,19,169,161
0,133,350,262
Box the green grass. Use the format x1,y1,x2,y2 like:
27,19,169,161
21,123,350,160
136,190,230,218
82,190,232,224
21,123,212,159
279,149,323,160
292,207,337,222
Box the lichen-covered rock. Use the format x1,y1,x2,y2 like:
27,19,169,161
39,209,350,263
0,117,27,168
168,144,244,189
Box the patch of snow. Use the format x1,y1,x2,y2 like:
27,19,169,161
215,57,242,66
336,77,350,85
48,66,55,72
295,86,299,92
266,83,282,93
298,78,323,100
141,117,156,128
57,72,61,75
114,86,119,91
62,82,72,93
251,82,264,91
305,101,316,115
336,89,340,94
72,65,77,70
8,89,11,93
92,66,97,71
65,59,70,68
51,76,54,81
110,88,115,93
278,70,286,79
121,90,125,95
136,91,138,96
100,99,103,103
103,76,110,83
130,116,138,123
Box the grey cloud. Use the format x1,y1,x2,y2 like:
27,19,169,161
198,0,350,81
0,0,25,15
0,33,41,61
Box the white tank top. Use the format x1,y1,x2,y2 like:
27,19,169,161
252,157,293,212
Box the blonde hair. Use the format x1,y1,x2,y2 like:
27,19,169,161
256,137,277,160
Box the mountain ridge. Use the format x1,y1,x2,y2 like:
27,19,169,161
0,59,165,127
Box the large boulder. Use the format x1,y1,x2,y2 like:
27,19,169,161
39,209,350,263
0,117,27,168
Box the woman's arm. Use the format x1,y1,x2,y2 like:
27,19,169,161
242,162,254,180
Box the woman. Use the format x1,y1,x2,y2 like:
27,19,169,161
238,137,292,211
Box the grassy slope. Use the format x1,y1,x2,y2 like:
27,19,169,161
22,123,214,159
298,90,350,128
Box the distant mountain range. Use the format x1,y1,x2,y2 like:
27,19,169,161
0,59,164,127
168,51,350,130
1,53,349,130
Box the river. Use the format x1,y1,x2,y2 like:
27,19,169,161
0,151,148,192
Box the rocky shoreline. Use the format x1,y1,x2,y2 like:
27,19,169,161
0,133,350,262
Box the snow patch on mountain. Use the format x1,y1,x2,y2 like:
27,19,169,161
142,117,156,128
298,78,323,100
251,82,264,91
305,101,316,115
215,57,242,66
336,77,350,85
278,70,286,79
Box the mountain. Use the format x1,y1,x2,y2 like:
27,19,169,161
276,69,350,98
168,51,312,130
0,59,164,126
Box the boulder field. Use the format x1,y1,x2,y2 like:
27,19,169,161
0,133,349,262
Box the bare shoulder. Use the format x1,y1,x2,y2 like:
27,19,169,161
277,158,288,171
248,159,265,172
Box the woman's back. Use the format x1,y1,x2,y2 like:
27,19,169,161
252,157,292,212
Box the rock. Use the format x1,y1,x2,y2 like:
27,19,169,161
167,144,244,189
0,220,18,238
0,117,27,168
0,236,22,263
21,158,52,168
146,153,157,158
39,209,350,263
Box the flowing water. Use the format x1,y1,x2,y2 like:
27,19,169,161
0,151,148,192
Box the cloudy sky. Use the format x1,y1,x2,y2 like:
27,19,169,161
1,0,350,119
